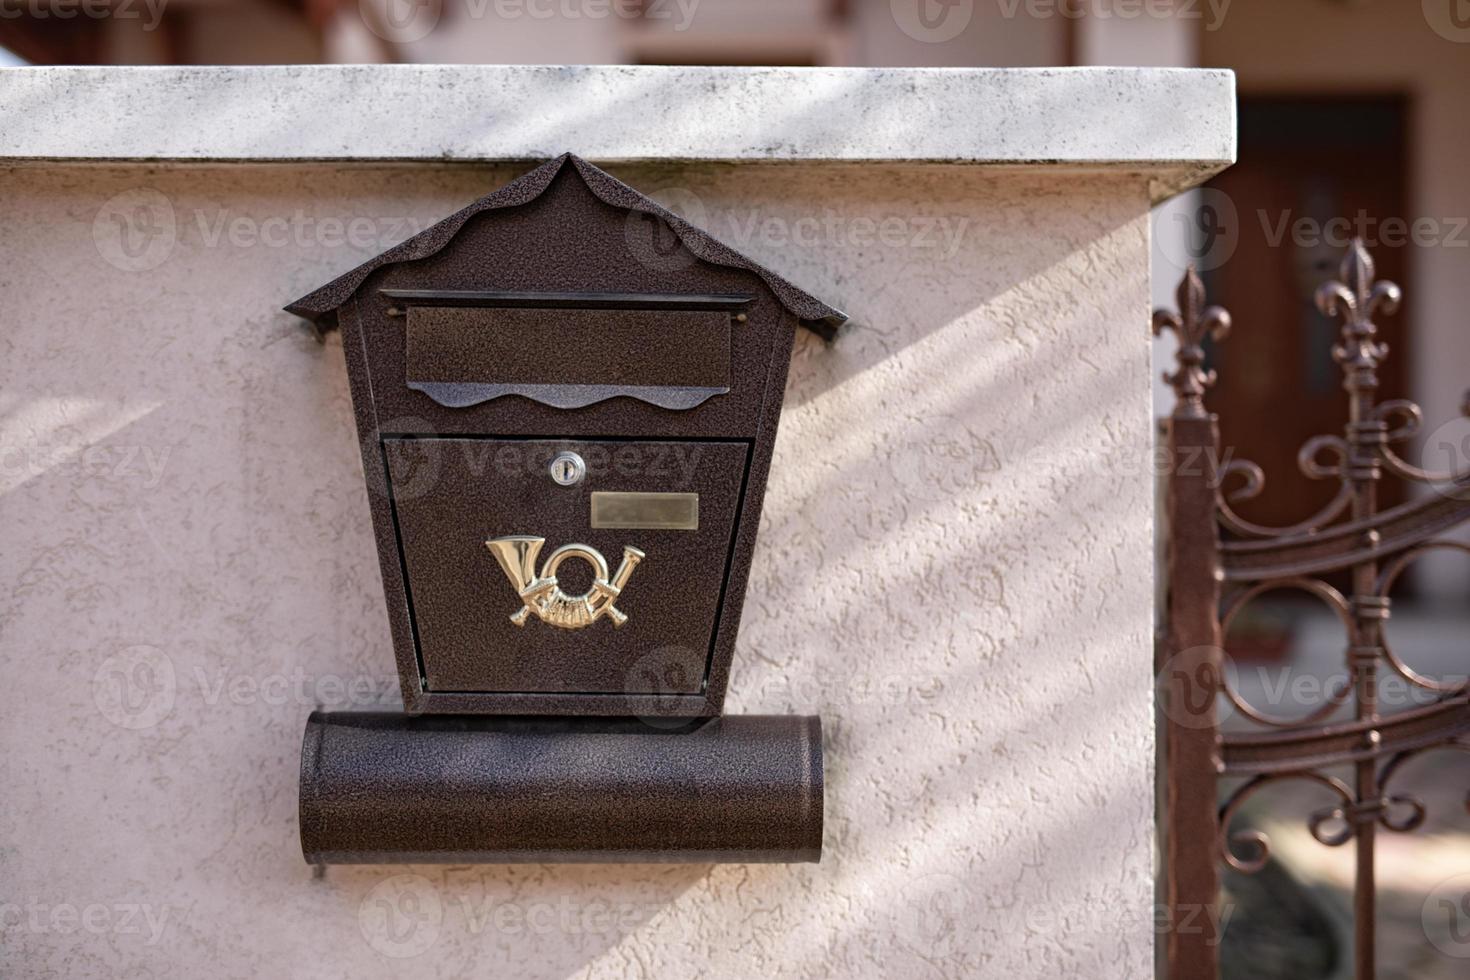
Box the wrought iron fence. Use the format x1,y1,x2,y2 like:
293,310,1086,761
1156,239,1470,980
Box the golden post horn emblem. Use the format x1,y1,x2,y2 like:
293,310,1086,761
485,536,645,629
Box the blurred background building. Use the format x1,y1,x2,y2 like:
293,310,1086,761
4,2,1468,977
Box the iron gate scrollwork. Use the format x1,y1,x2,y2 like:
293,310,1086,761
1157,239,1470,980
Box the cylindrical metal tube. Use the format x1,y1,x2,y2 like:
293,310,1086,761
299,712,823,864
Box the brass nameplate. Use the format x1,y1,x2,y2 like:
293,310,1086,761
590,492,699,531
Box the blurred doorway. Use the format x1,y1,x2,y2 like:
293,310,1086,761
1202,95,1412,531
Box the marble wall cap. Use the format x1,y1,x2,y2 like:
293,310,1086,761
0,65,1235,200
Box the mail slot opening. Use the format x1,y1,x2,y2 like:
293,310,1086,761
399,298,742,410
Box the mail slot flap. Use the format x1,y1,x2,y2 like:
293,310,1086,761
405,305,733,410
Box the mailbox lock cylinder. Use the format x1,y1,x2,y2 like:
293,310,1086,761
549,451,586,486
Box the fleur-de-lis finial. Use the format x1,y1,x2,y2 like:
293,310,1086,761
1153,265,1232,420
1316,238,1399,384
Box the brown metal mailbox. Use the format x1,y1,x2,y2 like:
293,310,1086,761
289,154,844,718
286,154,843,864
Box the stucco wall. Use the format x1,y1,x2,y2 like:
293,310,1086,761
0,161,1154,978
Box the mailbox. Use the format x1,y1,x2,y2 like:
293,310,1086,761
288,154,844,863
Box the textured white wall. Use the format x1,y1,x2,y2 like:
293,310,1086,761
0,161,1154,978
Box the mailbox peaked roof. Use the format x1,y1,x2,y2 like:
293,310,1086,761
286,153,847,340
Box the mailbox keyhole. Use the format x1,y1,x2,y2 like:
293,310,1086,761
549,451,586,487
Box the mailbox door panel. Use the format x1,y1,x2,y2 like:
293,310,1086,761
384,438,748,695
